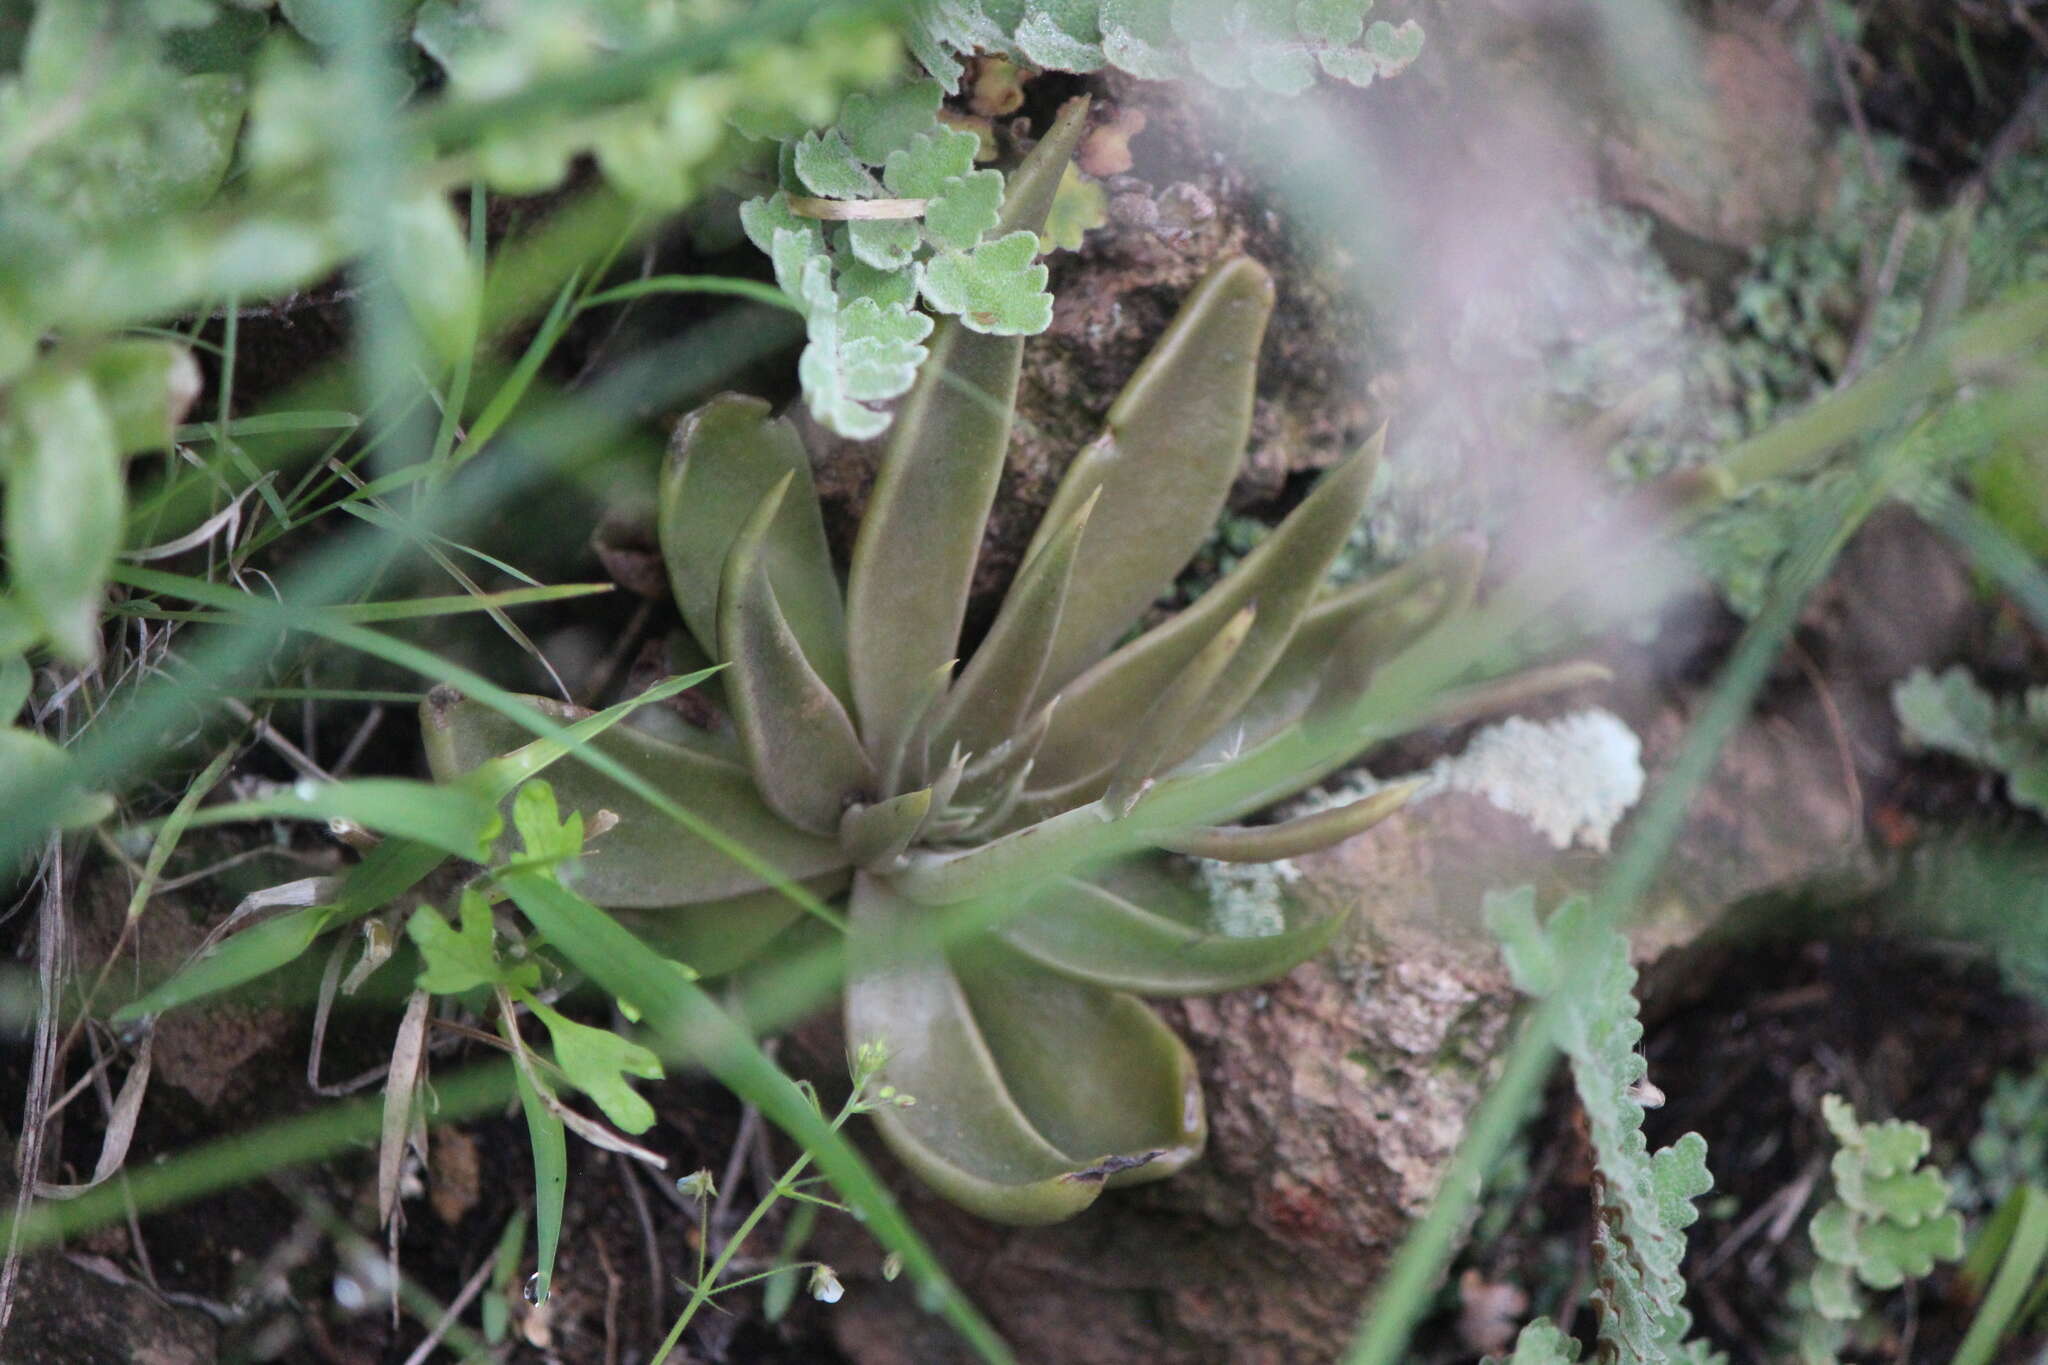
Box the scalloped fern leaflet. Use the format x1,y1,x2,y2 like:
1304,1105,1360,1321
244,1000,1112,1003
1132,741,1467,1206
1487,890,1723,1365
742,82,1060,439
1808,1094,1963,1323
910,0,1425,94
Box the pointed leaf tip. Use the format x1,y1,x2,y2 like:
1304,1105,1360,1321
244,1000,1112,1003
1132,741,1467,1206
1027,257,1277,699
720,481,875,834
996,96,1093,239
661,394,847,698
1155,778,1423,861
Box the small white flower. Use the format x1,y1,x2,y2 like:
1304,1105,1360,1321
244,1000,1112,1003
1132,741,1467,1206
809,1264,845,1304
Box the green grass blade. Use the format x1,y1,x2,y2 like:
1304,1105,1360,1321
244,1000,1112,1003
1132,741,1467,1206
174,411,362,443
507,1020,569,1307
113,833,451,1021
235,688,427,704
484,1205,529,1343
317,582,614,623
429,182,490,475
124,744,236,922
167,777,500,862
576,275,803,314
111,905,340,1021
1954,1185,2048,1365
452,272,581,468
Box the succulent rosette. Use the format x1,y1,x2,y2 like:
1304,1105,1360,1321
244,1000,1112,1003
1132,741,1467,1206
425,99,1506,1223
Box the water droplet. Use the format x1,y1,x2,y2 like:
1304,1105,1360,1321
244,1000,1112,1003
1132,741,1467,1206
524,1272,545,1305
293,777,320,801
333,1273,367,1311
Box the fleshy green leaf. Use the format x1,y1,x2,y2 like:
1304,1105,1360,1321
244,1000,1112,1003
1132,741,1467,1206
1102,605,1256,811
840,789,936,866
1037,416,1372,791
841,102,1090,764
997,95,1092,236
659,394,848,699
527,998,664,1135
995,858,1351,996
177,777,503,863
422,690,848,906
930,489,1097,761
918,230,1051,334
497,869,1009,1352
845,872,1105,1225
892,800,1112,906
614,877,842,980
953,938,1204,1189
456,671,726,803
1156,780,1418,861
1023,256,1276,702
718,477,877,835
2,366,123,664
841,304,1015,756
1306,534,1484,725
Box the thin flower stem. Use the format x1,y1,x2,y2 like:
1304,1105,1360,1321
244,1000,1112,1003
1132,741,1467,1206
649,1090,865,1365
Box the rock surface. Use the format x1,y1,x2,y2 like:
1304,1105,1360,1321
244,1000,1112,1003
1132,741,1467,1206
1,1252,219,1365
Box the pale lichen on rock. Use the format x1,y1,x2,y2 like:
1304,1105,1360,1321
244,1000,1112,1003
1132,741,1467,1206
1429,707,1646,853
1297,706,1647,855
